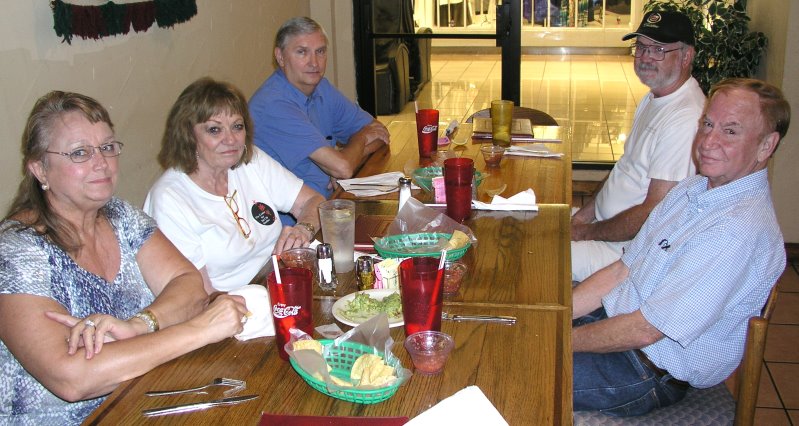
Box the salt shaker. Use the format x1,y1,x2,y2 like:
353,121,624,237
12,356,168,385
316,243,337,291
398,176,412,211
356,256,376,291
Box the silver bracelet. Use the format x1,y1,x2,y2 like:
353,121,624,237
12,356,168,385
133,309,159,333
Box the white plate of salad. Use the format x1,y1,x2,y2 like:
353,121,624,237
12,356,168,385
332,289,404,328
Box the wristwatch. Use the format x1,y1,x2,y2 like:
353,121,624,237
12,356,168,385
296,222,316,238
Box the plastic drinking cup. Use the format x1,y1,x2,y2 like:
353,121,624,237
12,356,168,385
490,100,514,147
399,257,444,336
416,109,439,158
443,158,474,223
267,267,313,361
318,199,356,273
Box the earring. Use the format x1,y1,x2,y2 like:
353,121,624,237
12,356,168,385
41,183,49,191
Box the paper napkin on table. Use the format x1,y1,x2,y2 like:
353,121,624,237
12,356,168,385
227,284,275,340
505,144,564,158
338,172,419,197
472,188,538,211
405,386,508,426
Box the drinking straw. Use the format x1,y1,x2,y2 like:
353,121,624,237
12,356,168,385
414,101,419,113
272,255,282,284
438,249,447,270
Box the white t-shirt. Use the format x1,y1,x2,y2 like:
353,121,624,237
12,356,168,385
595,77,705,221
144,148,303,292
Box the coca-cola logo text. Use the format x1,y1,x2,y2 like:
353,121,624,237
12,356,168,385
273,303,301,318
421,124,438,134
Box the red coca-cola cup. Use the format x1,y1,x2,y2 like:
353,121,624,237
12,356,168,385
399,257,444,336
443,157,474,223
415,109,439,158
266,267,313,361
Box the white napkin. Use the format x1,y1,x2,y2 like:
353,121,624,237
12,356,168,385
338,172,418,197
406,386,508,426
472,188,538,211
227,284,275,340
505,144,564,158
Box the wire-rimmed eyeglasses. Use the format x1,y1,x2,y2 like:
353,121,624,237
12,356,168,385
633,42,682,61
45,141,124,163
224,190,252,239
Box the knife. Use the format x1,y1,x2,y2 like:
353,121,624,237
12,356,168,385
443,313,517,324
142,394,259,417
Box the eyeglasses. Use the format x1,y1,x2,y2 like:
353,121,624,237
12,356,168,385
633,43,682,61
45,141,124,163
224,190,252,239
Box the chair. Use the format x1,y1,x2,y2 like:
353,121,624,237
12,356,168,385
573,286,779,426
465,106,559,126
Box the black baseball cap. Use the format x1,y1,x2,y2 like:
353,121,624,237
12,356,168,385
622,11,695,46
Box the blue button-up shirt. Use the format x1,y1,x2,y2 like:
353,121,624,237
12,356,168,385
603,170,785,387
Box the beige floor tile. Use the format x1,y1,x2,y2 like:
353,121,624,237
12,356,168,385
753,408,791,425
758,364,783,408
771,292,799,325
777,265,799,293
768,363,799,409
765,325,799,362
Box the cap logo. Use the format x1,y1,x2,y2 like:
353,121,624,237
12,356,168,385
647,13,662,24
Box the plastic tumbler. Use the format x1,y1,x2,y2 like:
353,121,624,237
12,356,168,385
490,100,514,147
267,267,313,361
443,157,474,223
415,109,439,158
399,257,445,336
318,199,356,273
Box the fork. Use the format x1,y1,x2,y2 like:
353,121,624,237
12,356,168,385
146,377,246,397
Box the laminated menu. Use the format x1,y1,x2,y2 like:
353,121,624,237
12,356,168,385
471,117,534,141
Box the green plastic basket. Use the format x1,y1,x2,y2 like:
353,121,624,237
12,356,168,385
373,232,469,261
289,339,401,404
411,167,484,193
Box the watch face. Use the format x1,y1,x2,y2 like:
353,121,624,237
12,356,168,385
251,202,276,226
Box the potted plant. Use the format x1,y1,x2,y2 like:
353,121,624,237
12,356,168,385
642,0,767,93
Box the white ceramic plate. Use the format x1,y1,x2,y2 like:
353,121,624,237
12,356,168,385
332,289,404,328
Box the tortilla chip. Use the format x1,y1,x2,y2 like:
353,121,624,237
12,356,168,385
293,339,323,354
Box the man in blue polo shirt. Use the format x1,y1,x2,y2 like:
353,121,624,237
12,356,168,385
572,78,790,417
250,16,389,224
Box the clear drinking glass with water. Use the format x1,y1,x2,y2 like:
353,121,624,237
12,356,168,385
318,199,356,273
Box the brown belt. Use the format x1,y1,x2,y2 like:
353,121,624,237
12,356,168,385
634,350,690,390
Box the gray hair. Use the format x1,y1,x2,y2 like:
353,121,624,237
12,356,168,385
274,16,328,51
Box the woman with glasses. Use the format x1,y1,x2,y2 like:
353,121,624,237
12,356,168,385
0,91,249,424
144,77,324,293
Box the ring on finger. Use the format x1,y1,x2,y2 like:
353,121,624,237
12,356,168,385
85,319,96,328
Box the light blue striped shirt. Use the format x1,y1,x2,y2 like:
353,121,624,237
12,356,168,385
603,170,784,388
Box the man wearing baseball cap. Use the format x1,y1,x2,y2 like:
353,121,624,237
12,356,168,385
570,11,706,282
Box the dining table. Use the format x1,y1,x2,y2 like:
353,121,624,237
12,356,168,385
84,116,574,425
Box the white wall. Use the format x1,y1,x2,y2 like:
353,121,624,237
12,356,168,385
748,0,799,243
0,0,309,210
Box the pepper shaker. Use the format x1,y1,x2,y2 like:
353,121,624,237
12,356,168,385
316,243,337,291
356,256,376,291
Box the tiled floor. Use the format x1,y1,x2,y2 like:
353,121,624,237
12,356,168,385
378,53,799,424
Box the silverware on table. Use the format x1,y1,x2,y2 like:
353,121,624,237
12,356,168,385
142,394,259,417
146,377,245,397
442,312,517,325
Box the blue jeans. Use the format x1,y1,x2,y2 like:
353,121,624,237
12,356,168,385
572,308,688,417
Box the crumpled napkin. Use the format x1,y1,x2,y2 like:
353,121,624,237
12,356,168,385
505,143,564,158
472,188,538,211
227,284,275,340
338,172,418,197
405,386,508,425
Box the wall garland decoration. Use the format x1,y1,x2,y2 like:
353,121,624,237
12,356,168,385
50,0,198,44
